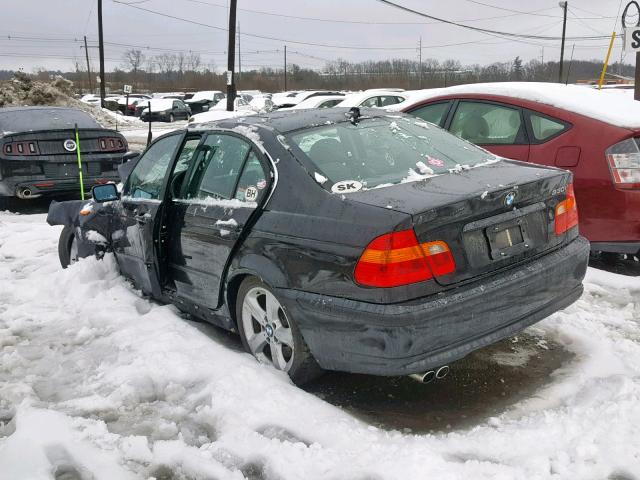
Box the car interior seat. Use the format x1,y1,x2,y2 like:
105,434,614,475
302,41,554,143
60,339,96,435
460,114,489,144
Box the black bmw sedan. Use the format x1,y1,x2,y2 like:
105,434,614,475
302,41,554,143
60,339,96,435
48,108,589,384
0,106,129,207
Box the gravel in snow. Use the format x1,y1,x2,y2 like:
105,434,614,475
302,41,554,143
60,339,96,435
0,212,639,479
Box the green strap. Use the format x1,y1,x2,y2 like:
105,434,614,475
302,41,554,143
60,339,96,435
75,125,85,200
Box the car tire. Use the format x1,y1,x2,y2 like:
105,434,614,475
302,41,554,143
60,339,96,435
58,225,79,269
169,113,175,123
236,277,323,385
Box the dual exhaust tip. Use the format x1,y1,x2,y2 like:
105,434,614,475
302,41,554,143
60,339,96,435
17,188,32,199
409,365,450,384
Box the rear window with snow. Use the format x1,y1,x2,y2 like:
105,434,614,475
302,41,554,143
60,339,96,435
0,108,100,132
288,116,496,190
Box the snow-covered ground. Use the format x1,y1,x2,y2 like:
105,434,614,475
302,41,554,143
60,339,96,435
0,211,639,479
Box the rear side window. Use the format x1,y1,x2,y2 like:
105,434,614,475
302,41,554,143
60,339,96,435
409,102,451,126
235,152,268,203
450,101,524,145
288,116,496,190
530,113,567,141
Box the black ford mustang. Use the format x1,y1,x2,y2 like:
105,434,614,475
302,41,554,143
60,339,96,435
0,106,131,207
47,108,590,384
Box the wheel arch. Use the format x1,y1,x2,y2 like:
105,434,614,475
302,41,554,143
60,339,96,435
224,256,289,328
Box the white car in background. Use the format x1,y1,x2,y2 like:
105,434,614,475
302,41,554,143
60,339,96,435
188,96,256,123
278,94,345,110
336,90,409,109
273,91,344,109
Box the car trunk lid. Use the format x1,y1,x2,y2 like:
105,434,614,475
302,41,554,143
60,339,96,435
1,128,126,178
347,160,572,286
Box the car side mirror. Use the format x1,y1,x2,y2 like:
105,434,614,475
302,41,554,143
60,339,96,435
123,151,141,163
92,183,119,203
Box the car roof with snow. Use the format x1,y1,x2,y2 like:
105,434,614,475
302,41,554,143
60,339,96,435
190,107,391,134
391,82,640,129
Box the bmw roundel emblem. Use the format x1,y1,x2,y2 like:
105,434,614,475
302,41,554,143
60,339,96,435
504,191,517,207
63,139,77,152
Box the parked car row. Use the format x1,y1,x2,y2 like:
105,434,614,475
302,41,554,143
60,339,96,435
4,81,634,386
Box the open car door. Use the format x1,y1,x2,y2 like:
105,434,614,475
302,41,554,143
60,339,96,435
113,132,185,297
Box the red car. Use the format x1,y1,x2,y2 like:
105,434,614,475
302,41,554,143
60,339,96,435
397,83,640,256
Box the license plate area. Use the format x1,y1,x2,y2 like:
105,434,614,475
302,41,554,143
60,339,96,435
486,220,531,260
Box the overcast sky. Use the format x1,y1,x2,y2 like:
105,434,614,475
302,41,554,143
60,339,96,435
1,0,632,73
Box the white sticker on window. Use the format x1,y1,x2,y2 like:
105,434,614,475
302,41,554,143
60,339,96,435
245,186,259,202
331,180,363,194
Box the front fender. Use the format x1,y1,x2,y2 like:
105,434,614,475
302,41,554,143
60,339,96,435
48,200,115,258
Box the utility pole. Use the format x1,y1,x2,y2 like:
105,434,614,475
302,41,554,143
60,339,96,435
226,0,237,111
558,1,568,83
83,36,93,94
284,45,287,91
418,36,423,89
97,0,106,107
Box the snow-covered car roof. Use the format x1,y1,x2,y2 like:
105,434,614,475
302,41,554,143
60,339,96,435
336,91,409,109
281,95,345,110
188,108,255,124
140,99,176,112
389,82,640,129
187,91,224,102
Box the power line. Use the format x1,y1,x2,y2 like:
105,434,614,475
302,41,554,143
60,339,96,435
373,0,612,41
462,0,615,20
181,0,565,25
112,1,417,50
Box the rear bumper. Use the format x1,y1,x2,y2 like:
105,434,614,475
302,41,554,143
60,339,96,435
0,175,118,198
276,236,590,376
590,241,640,255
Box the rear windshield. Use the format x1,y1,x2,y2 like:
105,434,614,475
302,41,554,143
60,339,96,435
288,116,497,190
0,108,100,133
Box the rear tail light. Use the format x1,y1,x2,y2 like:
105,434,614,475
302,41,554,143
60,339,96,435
99,137,125,152
606,138,640,189
3,141,39,156
354,229,456,288
554,183,579,235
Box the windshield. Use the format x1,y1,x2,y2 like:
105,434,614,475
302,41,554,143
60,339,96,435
0,108,100,132
288,116,497,190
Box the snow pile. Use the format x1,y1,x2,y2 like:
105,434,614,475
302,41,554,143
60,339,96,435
0,212,640,478
391,82,640,129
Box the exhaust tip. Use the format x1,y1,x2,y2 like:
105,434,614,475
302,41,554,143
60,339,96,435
17,188,32,199
409,370,436,384
436,365,450,379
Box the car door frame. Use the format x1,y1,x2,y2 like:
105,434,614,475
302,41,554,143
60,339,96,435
114,130,187,298
164,128,275,314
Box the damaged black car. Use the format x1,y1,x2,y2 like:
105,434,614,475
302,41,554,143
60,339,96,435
0,106,131,207
47,108,590,384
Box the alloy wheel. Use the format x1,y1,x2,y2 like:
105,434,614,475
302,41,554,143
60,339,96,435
241,287,294,372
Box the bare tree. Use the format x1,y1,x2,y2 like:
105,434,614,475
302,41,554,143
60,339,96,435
122,49,146,87
186,52,202,72
155,53,177,74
